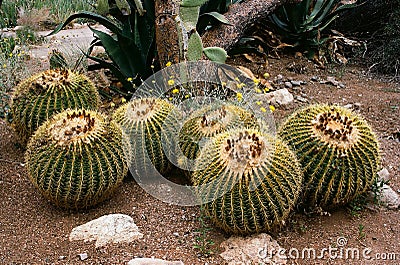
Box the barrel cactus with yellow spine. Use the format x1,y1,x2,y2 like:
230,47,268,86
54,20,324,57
178,103,256,172
25,109,127,209
11,69,99,144
278,104,380,209
192,128,303,234
113,97,179,177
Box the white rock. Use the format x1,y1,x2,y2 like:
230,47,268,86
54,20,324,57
127,258,184,265
69,214,143,248
380,184,400,209
259,88,294,106
377,168,390,182
78,252,88,260
220,233,287,265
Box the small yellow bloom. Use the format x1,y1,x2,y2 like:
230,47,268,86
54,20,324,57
269,105,276,112
221,82,227,87
255,88,262,93
110,102,116,108
168,79,175,86
3,64,7,68
185,94,190,99
168,97,173,101
152,80,156,84
9,53,13,57
256,101,262,105
253,78,260,84
263,72,270,78
236,92,243,101
172,88,179,94
151,65,155,69
236,83,245,89
165,61,172,67
121,98,127,103
127,77,133,82
264,87,270,93
234,77,240,81
260,107,267,113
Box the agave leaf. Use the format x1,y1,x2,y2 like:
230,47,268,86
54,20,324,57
47,11,122,36
181,0,208,7
96,0,110,16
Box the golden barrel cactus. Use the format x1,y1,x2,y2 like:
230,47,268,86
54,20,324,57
113,98,179,177
192,128,303,234
25,109,127,209
11,69,99,144
278,104,380,209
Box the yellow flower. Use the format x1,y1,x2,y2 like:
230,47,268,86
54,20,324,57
172,88,179,94
127,77,133,82
121,98,127,103
256,101,262,105
263,72,270,78
151,65,155,69
168,97,173,101
9,53,13,57
221,82,227,87
168,79,175,86
269,105,276,112
264,87,270,93
255,88,262,93
236,92,243,101
110,102,115,108
185,94,190,99
3,64,6,68
236,83,245,89
253,78,260,84
165,61,172,67
260,107,267,113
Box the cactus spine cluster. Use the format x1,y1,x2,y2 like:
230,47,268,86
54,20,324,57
11,69,99,144
192,128,303,234
113,98,178,177
278,104,380,209
25,109,127,209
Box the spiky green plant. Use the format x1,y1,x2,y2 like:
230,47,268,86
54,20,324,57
11,69,100,144
179,103,256,166
192,128,303,234
113,97,179,177
25,109,127,209
278,104,380,209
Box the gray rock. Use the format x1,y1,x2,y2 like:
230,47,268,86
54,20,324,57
290,80,302,86
296,96,308,103
127,258,184,265
379,184,400,209
284,81,292,89
377,168,390,182
270,88,294,106
78,253,88,261
69,214,143,248
220,233,287,265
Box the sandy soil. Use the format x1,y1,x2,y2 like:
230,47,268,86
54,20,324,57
0,43,399,264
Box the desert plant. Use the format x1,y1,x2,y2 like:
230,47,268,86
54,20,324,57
10,69,100,144
49,0,156,96
178,102,256,172
192,128,303,234
112,97,179,177
278,104,380,209
25,109,127,209
270,0,356,57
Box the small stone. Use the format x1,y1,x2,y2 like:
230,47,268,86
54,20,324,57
58,256,66,261
380,184,400,209
284,82,292,89
127,258,184,265
290,80,302,86
343,104,353,109
173,232,179,237
311,76,319,81
377,168,390,182
78,253,88,261
276,74,283,80
296,96,308,103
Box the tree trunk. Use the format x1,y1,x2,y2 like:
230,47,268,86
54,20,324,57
201,0,301,51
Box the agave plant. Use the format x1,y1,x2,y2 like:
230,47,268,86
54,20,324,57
49,0,156,96
270,0,356,57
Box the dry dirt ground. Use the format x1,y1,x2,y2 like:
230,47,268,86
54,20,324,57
0,31,399,264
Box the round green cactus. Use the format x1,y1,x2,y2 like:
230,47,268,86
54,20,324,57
25,109,127,209
11,69,100,144
113,98,178,177
278,104,380,209
179,103,256,165
192,128,303,234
